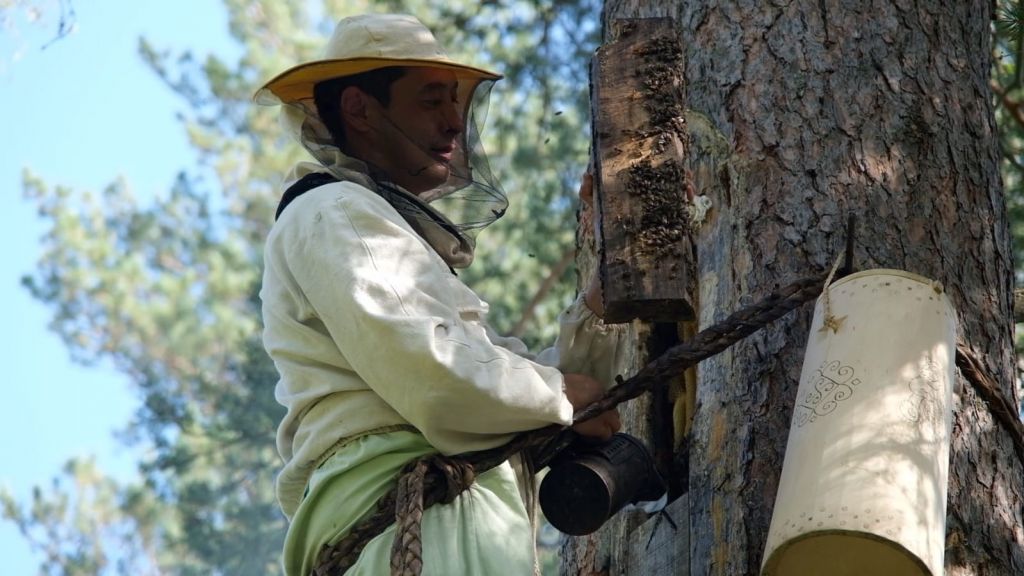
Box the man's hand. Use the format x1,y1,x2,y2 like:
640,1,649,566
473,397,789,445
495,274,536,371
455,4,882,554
563,373,621,441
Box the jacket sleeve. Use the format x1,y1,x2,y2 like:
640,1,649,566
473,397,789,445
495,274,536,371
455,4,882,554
485,296,633,388
281,187,574,454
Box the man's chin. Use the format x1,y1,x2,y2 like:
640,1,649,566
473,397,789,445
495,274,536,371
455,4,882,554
410,166,451,196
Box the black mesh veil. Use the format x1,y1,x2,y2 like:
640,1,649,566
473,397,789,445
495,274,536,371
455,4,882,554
274,76,506,268
418,80,507,232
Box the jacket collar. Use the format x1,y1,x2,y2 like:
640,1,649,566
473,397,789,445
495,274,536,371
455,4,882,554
283,158,475,269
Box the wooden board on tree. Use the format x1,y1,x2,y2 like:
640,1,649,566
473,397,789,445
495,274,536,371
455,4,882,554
591,17,696,324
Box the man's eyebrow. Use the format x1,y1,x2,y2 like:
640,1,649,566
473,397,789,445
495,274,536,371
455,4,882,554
418,81,459,95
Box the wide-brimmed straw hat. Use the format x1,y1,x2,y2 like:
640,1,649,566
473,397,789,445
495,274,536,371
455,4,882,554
255,13,502,106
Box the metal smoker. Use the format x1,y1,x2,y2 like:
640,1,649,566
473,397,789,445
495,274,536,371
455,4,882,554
539,433,666,535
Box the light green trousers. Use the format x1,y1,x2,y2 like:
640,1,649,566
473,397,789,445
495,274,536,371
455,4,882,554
284,430,537,575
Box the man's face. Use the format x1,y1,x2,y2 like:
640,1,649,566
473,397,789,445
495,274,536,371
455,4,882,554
368,67,464,194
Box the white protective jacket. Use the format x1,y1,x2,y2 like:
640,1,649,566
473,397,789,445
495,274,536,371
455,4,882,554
261,175,630,519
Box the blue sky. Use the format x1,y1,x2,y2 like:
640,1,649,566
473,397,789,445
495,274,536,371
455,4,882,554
0,2,238,572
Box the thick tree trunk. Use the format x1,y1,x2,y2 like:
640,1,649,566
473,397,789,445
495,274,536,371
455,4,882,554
566,1,1024,575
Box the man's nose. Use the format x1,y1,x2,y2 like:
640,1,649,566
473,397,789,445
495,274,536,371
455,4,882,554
442,101,464,135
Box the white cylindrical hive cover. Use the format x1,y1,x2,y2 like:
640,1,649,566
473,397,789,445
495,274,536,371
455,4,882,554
761,269,957,576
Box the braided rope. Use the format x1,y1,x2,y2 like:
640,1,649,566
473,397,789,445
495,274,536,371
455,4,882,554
955,344,1024,466
569,271,830,426
389,461,426,575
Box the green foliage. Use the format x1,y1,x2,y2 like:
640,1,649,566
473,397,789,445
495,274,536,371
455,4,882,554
1,458,165,575
992,1,1024,408
994,2,1024,269
8,0,600,574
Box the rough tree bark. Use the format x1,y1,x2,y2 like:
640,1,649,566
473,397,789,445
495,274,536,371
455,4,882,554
565,1,1024,575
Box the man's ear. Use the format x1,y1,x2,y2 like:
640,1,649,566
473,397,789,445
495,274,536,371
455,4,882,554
340,87,371,134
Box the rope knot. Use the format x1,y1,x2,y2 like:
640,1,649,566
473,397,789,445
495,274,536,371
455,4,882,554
429,455,476,504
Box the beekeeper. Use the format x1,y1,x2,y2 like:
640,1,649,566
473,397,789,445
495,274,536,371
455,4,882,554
256,13,628,575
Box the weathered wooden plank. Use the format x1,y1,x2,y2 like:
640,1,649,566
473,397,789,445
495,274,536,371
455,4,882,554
591,17,696,324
